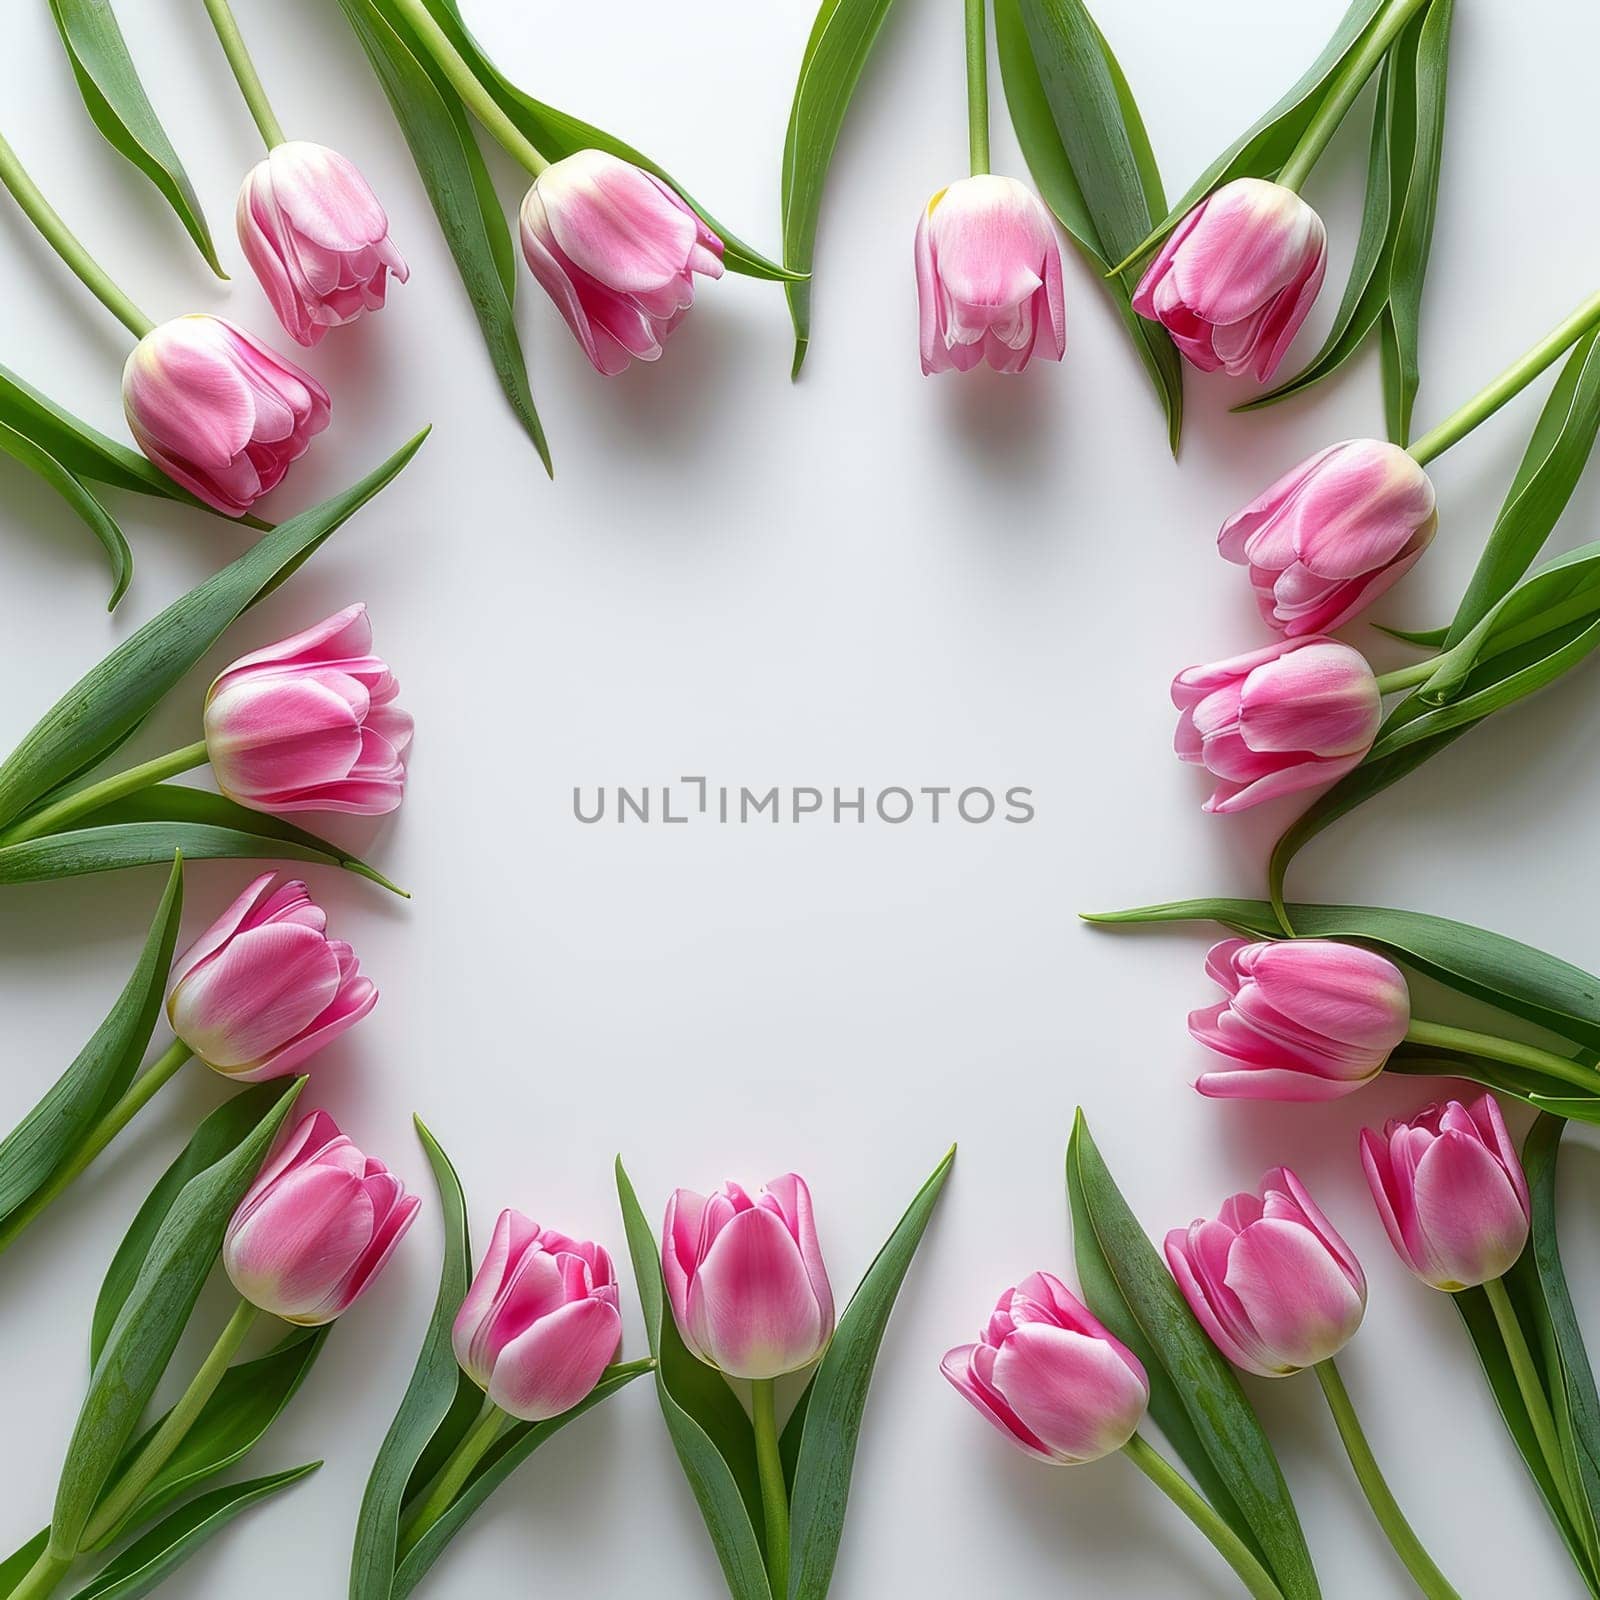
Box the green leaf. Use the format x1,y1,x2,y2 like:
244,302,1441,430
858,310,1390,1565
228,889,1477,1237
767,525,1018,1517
782,1146,954,1599
1387,1044,1600,1123
0,1531,50,1594
47,0,223,276
616,1158,771,1600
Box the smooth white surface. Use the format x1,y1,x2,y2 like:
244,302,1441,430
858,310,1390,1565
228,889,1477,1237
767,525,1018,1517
2,0,1599,1594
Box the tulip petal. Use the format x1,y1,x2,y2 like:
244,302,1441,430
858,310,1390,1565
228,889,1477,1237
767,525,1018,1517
487,1297,624,1422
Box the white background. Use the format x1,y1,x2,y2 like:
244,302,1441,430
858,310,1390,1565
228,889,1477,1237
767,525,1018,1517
2,0,1599,1594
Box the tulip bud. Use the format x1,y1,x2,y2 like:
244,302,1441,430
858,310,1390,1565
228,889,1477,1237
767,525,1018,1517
167,872,377,1080
941,1272,1148,1464
1166,1167,1367,1377
1221,440,1438,637
224,1109,419,1324
203,604,411,816
914,176,1066,375
1133,178,1326,382
518,149,724,375
1190,938,1411,1101
662,1173,833,1380
237,141,408,347
1360,1096,1531,1290
451,1210,623,1421
121,314,330,516
1173,636,1382,813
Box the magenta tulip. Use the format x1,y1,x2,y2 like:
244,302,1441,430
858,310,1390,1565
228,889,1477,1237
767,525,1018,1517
452,1210,623,1421
914,175,1066,375
1190,938,1411,1102
1133,178,1326,382
1361,1096,1531,1291
662,1173,833,1380
166,873,376,1080
203,604,410,816
121,314,330,516
224,1109,419,1324
941,1272,1148,1464
1173,636,1382,813
1166,1167,1366,1377
238,141,408,347
518,149,724,375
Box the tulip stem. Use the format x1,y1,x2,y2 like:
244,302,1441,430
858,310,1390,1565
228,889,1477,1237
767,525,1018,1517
201,0,286,149
0,740,211,847
399,1402,511,1560
1374,656,1441,696
8,1549,74,1600
964,0,990,175
0,129,154,338
1313,1361,1459,1598
751,1379,791,1597
1403,1019,1600,1097
1121,1434,1284,1599
386,0,550,176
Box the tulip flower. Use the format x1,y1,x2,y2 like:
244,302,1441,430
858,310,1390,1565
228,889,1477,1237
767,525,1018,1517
203,604,411,816
238,141,408,347
1220,440,1438,636
1132,178,1326,382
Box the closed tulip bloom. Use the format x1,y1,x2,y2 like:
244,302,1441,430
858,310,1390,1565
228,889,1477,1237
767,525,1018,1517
915,176,1066,375
662,1173,833,1380
1361,1096,1531,1290
1166,1168,1366,1377
1190,938,1411,1102
1173,636,1381,814
452,1210,623,1421
203,604,410,816
167,872,377,1080
238,141,408,347
1133,178,1326,382
1221,440,1438,637
941,1272,1148,1464
518,149,724,375
224,1110,419,1324
122,314,330,516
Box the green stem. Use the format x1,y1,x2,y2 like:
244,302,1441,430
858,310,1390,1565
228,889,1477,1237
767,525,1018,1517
0,739,209,846
1408,290,1600,465
1374,656,1441,696
0,1038,193,1257
201,0,286,147
1404,1019,1600,1096
964,0,989,176
1121,1433,1283,1600
399,1403,509,1560
1276,0,1429,192
752,1379,791,1598
8,1549,74,1600
386,0,549,176
0,130,153,338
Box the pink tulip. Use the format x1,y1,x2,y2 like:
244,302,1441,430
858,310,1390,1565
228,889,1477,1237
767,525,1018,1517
452,1210,623,1421
1190,938,1411,1102
518,149,724,375
1360,1096,1531,1290
1173,636,1382,813
224,1109,419,1324
167,872,376,1080
121,314,330,516
203,604,410,816
1221,440,1438,637
914,176,1066,375
662,1173,833,1380
941,1272,1148,1464
1133,178,1326,382
1166,1168,1366,1377
238,141,408,347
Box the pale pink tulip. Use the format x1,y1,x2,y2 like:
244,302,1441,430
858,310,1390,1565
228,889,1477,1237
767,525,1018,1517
122,314,330,516
941,1272,1148,1465
167,873,376,1080
1134,178,1326,381
238,141,408,347
203,604,410,816
452,1210,623,1421
224,1109,418,1324
915,176,1066,375
518,149,723,375
1173,636,1381,813
1361,1096,1531,1291
662,1173,833,1380
1190,938,1411,1102
1166,1167,1366,1377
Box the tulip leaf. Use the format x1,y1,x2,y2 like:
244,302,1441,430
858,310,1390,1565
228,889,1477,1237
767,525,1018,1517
1388,1045,1600,1123
616,1158,772,1600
